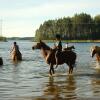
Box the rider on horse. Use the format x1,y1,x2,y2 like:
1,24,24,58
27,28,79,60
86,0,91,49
54,34,62,68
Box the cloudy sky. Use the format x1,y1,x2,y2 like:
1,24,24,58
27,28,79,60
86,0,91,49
0,0,100,37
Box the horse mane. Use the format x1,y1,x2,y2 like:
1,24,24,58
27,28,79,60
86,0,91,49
40,41,51,50
90,46,100,57
39,41,52,58
91,46,100,52
95,46,100,53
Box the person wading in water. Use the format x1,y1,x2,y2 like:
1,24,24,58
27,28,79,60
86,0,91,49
10,42,21,60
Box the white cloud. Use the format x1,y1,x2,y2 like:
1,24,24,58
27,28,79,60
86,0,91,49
1,0,100,18
0,0,100,37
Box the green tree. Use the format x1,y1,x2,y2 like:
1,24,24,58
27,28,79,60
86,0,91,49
72,13,93,39
35,13,100,40
93,15,100,39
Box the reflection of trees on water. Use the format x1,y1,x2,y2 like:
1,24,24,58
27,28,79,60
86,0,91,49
43,75,77,100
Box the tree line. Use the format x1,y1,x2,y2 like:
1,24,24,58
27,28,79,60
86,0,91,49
35,13,100,40
0,36,7,41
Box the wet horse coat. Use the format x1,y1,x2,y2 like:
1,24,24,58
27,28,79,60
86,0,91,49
90,46,100,63
11,50,22,61
32,40,77,75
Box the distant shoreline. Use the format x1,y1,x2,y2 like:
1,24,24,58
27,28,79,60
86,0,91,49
42,40,100,43
1,39,100,43
0,36,7,42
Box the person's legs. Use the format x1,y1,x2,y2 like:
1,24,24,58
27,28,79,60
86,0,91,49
55,50,59,68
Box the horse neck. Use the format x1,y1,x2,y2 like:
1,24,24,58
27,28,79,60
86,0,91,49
41,48,50,59
40,43,51,59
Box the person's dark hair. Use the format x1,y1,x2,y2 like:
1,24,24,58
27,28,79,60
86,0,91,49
14,42,16,45
55,34,61,40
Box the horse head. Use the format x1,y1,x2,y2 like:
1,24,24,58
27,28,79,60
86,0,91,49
90,46,97,57
63,45,75,51
32,40,42,50
32,40,51,50
71,45,75,49
92,49,96,57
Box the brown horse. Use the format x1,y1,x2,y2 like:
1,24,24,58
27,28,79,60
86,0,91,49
32,40,77,75
90,46,100,63
11,51,22,61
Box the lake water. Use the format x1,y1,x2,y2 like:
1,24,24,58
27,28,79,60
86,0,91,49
0,40,100,100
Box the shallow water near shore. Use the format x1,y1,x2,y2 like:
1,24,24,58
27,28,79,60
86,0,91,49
0,40,100,100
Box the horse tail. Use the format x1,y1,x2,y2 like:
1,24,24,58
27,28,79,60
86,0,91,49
72,52,77,68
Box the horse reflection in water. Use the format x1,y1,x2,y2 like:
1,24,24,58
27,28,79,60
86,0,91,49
43,76,77,99
44,77,60,99
32,40,77,75
91,68,100,97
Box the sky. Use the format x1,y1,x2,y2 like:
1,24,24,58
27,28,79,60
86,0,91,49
0,0,100,37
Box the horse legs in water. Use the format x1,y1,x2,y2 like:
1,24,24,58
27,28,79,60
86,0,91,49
69,66,73,74
68,63,74,74
49,63,55,75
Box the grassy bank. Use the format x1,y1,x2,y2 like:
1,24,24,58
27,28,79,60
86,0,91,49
63,40,100,43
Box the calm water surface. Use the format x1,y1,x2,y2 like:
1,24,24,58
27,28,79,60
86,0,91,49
0,41,100,100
